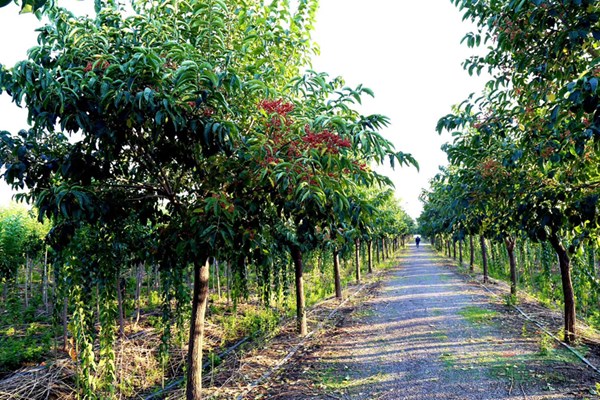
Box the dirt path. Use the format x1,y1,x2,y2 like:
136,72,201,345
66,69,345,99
260,244,599,399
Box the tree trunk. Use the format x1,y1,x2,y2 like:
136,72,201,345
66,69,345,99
367,241,373,274
62,296,69,352
117,276,125,338
355,239,361,284
318,252,324,274
24,257,30,309
459,240,463,265
226,261,232,306
385,238,390,259
134,262,143,326
154,263,160,292
215,260,222,299
469,235,475,272
42,248,49,313
186,258,211,400
504,237,517,296
447,240,451,258
290,245,307,335
1,282,7,312
453,240,457,260
480,235,489,283
376,240,380,264
333,250,342,300
548,234,576,343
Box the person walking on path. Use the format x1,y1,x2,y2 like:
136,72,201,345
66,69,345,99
415,236,421,247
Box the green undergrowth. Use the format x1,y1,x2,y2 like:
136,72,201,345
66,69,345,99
439,341,590,387
213,305,281,344
458,306,498,325
484,345,587,385
0,322,53,375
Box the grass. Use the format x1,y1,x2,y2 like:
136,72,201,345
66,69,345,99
431,330,448,341
439,352,456,369
475,340,589,386
458,306,498,325
0,322,53,374
311,366,388,392
353,308,376,319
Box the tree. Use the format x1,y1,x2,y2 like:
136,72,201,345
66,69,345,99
0,0,416,398
0,1,320,397
435,0,600,342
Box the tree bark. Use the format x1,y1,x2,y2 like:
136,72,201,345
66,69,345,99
504,237,517,296
186,258,211,400
355,239,361,284
290,245,307,335
469,235,475,272
43,248,49,313
24,257,30,309
215,260,222,299
367,241,373,274
376,240,380,264
62,296,69,352
480,235,489,283
1,282,7,313
333,250,342,300
459,240,463,265
117,276,125,338
548,234,576,343
453,240,457,260
226,261,232,306
134,262,143,326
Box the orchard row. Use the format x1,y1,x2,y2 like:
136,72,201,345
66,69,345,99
420,0,600,344
0,1,416,399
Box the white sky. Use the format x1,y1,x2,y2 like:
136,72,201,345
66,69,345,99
0,0,486,219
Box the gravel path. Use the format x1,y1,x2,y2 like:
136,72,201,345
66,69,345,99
263,244,597,399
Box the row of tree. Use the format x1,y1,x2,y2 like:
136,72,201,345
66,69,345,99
420,0,600,344
0,1,416,398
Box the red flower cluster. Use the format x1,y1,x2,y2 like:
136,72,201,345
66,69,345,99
302,126,351,154
260,99,294,129
480,158,503,178
353,160,368,171
260,99,294,115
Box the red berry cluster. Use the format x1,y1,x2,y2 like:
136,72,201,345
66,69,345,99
260,99,294,129
352,160,368,171
84,60,110,72
260,99,294,115
302,126,351,154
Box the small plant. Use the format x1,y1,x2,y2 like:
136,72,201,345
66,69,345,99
207,351,222,367
538,333,554,356
521,323,528,337
504,294,518,306
147,290,161,308
439,352,456,369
